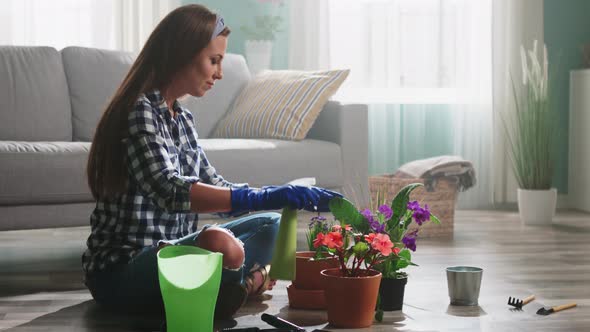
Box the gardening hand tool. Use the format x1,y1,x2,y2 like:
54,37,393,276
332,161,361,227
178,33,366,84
261,313,306,332
260,314,331,331
507,294,535,309
221,328,296,332
222,328,329,332
536,302,577,315
222,314,331,332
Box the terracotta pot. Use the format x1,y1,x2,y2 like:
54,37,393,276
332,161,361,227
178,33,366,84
321,268,382,328
293,251,339,290
286,284,327,309
378,276,407,311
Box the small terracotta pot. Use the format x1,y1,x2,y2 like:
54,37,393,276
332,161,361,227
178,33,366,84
321,268,382,328
293,251,339,290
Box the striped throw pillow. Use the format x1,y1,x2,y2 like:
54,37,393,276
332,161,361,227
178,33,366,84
212,69,349,140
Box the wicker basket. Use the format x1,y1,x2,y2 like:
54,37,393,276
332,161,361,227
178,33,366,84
369,175,458,238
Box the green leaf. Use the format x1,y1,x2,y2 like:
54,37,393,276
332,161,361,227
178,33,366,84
396,258,410,270
396,250,410,270
389,227,402,243
380,257,400,278
305,232,314,251
329,197,369,233
375,292,383,322
395,249,418,269
399,249,411,261
375,308,384,322
402,210,413,230
430,214,441,225
389,183,424,229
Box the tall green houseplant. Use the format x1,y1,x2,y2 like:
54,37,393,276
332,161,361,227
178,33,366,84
503,40,557,190
501,40,559,225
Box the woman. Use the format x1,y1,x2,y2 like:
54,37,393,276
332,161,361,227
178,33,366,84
82,4,340,319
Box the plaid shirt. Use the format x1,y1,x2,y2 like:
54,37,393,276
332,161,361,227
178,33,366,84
82,90,235,274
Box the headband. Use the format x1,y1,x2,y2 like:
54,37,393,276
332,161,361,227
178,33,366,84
211,15,225,40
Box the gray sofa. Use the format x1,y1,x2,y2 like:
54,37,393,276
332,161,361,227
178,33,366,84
0,46,368,231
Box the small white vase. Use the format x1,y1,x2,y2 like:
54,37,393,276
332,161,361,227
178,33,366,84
517,188,557,225
244,40,273,76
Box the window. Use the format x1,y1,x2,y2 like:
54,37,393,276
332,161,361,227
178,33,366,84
327,0,491,104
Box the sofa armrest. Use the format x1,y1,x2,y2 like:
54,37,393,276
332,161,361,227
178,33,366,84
307,101,370,208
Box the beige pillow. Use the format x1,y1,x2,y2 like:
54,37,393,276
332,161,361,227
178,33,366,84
212,69,350,140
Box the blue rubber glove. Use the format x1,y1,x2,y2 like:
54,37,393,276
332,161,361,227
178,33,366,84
230,185,342,214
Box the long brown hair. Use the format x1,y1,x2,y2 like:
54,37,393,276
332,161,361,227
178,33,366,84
87,4,230,200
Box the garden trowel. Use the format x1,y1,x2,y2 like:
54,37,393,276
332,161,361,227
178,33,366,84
536,302,577,315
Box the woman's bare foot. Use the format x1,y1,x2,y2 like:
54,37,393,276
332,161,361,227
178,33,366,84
244,265,276,297
246,270,276,295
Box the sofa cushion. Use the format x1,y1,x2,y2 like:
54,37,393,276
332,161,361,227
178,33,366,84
0,46,72,141
0,142,92,205
198,138,343,188
61,46,135,142
181,54,251,138
211,69,349,140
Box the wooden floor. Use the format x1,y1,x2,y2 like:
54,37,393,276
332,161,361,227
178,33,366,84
1,209,589,331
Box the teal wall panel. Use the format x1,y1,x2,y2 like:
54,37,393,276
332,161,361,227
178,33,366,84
544,0,590,193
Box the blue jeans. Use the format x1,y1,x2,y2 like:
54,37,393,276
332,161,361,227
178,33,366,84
85,212,281,313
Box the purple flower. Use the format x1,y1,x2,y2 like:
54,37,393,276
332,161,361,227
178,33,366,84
311,215,326,222
402,235,417,251
378,204,393,219
309,215,327,228
412,204,431,226
407,201,420,211
370,220,386,233
360,208,373,219
360,208,377,226
360,208,386,233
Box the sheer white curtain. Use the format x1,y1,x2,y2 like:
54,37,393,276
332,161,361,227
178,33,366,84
293,0,492,106
116,0,182,52
290,0,494,208
491,0,544,205
0,0,180,52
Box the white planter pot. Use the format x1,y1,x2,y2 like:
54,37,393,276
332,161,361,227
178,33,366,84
517,188,557,225
244,40,273,76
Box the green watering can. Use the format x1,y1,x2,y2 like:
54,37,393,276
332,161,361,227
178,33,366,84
157,245,223,332
270,178,317,280
269,207,298,280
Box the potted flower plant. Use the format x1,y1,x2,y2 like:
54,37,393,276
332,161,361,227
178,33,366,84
313,195,414,328
362,184,439,315
500,40,558,225
313,184,439,327
287,215,339,309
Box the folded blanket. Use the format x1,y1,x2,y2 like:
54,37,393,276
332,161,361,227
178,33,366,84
393,155,476,192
